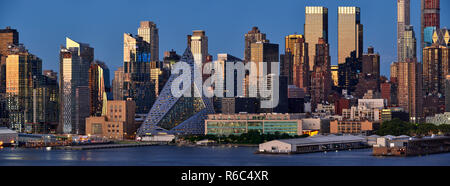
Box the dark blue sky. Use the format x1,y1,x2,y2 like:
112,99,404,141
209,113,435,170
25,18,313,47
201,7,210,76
1,0,449,78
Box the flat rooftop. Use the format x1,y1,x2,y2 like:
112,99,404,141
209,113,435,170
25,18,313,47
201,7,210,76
275,135,366,146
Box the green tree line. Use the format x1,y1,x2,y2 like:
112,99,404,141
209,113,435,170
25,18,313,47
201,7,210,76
184,130,309,144
376,118,450,136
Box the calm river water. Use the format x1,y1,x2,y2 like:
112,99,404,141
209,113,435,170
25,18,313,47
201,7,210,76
0,146,449,166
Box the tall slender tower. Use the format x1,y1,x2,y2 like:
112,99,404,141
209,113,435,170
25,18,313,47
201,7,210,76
398,0,411,62
305,6,328,71
338,6,363,64
59,37,93,134
138,21,159,62
403,25,417,60
397,58,423,123
421,0,440,56
311,38,331,110
112,66,124,100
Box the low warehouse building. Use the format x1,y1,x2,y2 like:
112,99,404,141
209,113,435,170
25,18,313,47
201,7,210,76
258,135,367,154
0,127,18,146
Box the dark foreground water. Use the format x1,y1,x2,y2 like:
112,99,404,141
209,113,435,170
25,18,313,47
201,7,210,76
0,146,449,166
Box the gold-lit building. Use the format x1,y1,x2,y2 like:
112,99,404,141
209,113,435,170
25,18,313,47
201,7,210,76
244,27,268,62
338,6,363,64
59,37,93,134
137,21,159,62
190,30,208,66
0,27,19,127
285,34,304,54
250,41,279,96
397,58,423,123
284,35,309,92
0,27,19,95
422,43,450,96
305,6,328,71
6,45,42,132
331,65,339,87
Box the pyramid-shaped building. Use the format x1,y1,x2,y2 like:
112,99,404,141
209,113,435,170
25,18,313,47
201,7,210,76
137,47,215,136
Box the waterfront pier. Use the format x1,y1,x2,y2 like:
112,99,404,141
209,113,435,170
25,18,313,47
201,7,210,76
257,135,368,154
373,136,450,156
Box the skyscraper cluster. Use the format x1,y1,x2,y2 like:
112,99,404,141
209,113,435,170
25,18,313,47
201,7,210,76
0,1,448,137
389,0,449,123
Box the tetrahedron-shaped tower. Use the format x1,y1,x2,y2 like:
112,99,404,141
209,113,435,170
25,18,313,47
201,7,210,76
137,47,215,136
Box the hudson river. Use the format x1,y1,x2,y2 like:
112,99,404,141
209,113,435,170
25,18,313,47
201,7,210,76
1,146,449,166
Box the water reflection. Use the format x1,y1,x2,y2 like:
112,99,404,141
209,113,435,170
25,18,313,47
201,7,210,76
0,146,449,166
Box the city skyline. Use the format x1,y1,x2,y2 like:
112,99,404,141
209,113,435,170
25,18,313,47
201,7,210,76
1,0,449,79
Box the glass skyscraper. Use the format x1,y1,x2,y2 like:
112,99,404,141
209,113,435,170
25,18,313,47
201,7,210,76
59,37,93,134
305,6,328,71
338,6,363,64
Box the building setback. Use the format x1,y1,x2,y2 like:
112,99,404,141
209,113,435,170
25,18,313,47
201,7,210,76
397,0,411,62
362,47,380,80
0,27,19,95
137,21,159,62
250,41,279,97
244,27,268,63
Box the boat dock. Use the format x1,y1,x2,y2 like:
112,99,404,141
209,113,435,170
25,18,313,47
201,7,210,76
373,135,450,156
257,135,368,154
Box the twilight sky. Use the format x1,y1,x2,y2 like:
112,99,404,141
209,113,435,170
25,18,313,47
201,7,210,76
0,0,449,79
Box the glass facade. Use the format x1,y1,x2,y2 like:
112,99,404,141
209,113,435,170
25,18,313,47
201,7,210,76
6,52,42,133
59,37,93,134
305,6,328,71
123,33,157,114
205,120,299,136
338,7,363,64
137,48,215,136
